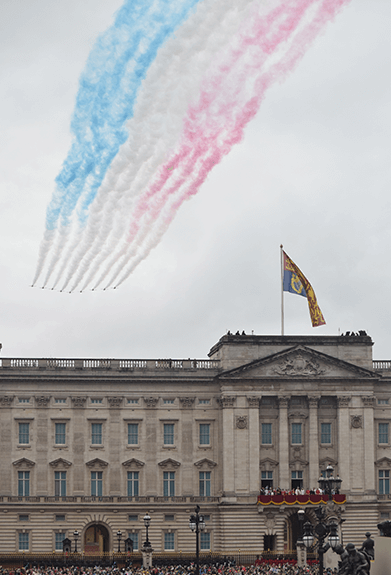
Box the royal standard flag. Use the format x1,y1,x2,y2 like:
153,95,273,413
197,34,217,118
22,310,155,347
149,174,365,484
283,250,326,327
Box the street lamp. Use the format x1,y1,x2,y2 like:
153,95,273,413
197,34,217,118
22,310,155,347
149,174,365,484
297,509,305,542
302,506,340,575
189,505,205,575
73,530,79,553
318,465,342,499
117,530,122,553
143,512,151,548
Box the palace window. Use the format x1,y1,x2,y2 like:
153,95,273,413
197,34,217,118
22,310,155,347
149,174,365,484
19,532,29,551
321,423,331,444
291,470,303,490
379,470,390,495
128,532,139,551
163,423,174,445
18,471,30,496
200,532,211,551
163,399,175,404
163,471,175,496
91,471,103,496
55,532,66,551
261,423,272,444
127,471,139,496
91,423,102,445
199,471,211,496
199,423,210,445
54,471,66,497
19,423,30,444
291,423,302,444
379,423,389,444
55,423,66,445
261,471,273,489
128,423,138,445
164,532,175,550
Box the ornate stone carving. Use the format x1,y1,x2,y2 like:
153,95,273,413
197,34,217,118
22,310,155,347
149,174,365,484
49,458,72,468
71,397,87,408
86,458,108,468
158,458,181,468
308,396,320,408
218,396,236,408
337,396,351,408
288,412,308,419
179,397,195,408
361,396,375,407
351,415,363,429
278,396,290,409
107,397,123,408
0,395,14,406
194,458,217,468
273,353,325,377
143,397,158,408
12,457,35,468
236,416,248,429
122,458,145,468
247,397,260,408
35,396,51,407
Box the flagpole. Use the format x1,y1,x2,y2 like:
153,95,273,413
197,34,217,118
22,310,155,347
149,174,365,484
280,244,284,336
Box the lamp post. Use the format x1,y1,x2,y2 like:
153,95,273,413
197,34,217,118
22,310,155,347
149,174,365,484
303,506,340,575
141,512,153,569
189,505,205,575
73,530,79,553
296,509,306,567
117,530,122,553
318,464,342,499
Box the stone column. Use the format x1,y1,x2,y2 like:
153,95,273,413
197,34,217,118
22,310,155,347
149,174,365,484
362,396,376,495
71,396,87,494
35,395,51,495
278,396,290,490
108,397,123,495
247,397,260,495
0,396,13,494
308,396,320,489
337,396,351,494
220,396,236,496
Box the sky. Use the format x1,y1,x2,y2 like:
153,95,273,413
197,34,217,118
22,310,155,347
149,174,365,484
0,0,390,361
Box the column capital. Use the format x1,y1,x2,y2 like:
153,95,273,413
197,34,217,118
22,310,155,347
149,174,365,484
278,395,290,408
308,396,321,408
361,395,376,407
337,396,351,408
218,396,236,408
247,396,260,408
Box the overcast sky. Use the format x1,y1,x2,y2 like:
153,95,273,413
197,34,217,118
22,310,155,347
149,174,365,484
0,0,390,361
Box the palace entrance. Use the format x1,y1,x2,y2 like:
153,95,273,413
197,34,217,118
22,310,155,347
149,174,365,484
286,511,310,551
84,524,110,554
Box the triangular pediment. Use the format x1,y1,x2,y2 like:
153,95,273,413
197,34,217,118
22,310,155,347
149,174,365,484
218,345,377,380
194,458,217,468
49,458,72,468
12,457,35,468
122,458,145,468
375,457,391,467
158,458,181,468
86,458,108,468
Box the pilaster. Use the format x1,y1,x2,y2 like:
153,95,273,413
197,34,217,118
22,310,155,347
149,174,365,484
278,396,290,490
337,395,351,493
308,396,320,488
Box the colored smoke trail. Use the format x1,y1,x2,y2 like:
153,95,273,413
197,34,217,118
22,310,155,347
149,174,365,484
33,0,351,292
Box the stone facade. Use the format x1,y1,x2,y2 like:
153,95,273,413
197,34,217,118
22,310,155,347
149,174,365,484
0,333,390,555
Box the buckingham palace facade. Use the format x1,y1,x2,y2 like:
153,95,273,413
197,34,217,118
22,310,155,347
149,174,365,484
0,332,390,555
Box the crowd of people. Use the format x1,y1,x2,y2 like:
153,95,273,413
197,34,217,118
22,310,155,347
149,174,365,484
259,487,327,496
0,565,335,575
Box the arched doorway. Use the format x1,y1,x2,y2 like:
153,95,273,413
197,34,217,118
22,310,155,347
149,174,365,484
287,511,310,551
84,524,110,554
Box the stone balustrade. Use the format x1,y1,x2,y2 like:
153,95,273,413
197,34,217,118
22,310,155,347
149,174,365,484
0,358,220,371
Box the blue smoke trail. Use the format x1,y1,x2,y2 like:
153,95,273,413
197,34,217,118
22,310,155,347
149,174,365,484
45,0,202,231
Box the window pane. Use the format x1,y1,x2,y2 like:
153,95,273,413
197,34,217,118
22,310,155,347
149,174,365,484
321,423,331,444
199,424,210,445
291,423,302,444
262,423,272,444
55,423,66,445
19,532,29,551
55,532,66,551
164,424,174,445
18,471,30,496
54,471,66,497
19,423,30,444
199,471,211,496
200,532,210,551
164,532,175,550
163,471,175,496
127,471,139,496
128,532,139,551
91,423,102,444
128,424,138,445
379,470,390,495
91,471,103,496
379,423,389,444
